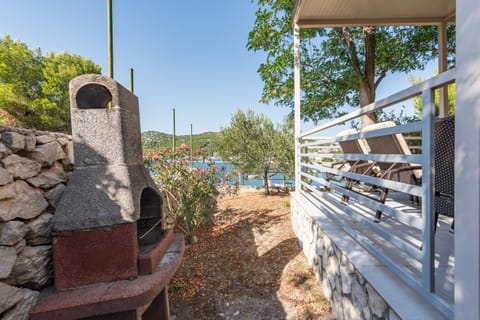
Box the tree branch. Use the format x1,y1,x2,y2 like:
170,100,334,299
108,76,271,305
364,26,376,95
340,27,364,80
374,69,388,90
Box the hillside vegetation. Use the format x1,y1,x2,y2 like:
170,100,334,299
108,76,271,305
141,131,220,154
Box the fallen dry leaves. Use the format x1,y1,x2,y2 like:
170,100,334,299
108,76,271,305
169,191,332,320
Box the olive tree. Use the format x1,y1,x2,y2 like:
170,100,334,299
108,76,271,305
216,109,293,194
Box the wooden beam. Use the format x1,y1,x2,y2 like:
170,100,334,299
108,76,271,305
294,23,301,191
292,0,306,26
444,11,456,22
296,17,445,28
438,21,449,118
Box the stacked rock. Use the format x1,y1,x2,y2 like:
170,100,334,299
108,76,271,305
0,126,73,320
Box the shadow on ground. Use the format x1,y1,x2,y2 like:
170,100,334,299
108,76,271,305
169,195,302,319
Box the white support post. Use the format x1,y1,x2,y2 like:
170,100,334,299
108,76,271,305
294,23,301,191
456,0,480,319
421,88,435,292
438,21,448,118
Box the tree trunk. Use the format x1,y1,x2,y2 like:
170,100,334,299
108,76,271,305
360,26,377,128
340,26,378,128
359,83,376,127
263,168,270,195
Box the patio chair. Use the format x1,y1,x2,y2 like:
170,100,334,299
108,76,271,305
325,129,370,197
356,121,422,222
434,116,455,233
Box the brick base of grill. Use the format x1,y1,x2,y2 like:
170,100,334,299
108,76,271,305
138,228,174,275
30,233,185,320
52,223,139,290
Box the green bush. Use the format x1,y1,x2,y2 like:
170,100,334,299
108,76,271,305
144,145,238,242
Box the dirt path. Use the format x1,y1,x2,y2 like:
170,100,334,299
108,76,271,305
169,192,333,320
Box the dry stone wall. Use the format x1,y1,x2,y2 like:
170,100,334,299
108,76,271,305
0,126,73,320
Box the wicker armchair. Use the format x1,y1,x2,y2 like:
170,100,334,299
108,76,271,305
434,116,455,233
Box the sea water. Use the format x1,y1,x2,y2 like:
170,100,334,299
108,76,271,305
192,161,294,187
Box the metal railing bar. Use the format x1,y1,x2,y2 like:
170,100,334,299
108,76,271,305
315,189,423,261
300,171,423,229
299,172,329,187
355,122,423,140
300,152,422,164
301,162,423,197
342,200,423,243
303,162,422,195
340,190,423,230
306,122,424,145
301,136,335,141
302,140,341,147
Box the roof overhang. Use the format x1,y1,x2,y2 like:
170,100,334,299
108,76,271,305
293,0,456,28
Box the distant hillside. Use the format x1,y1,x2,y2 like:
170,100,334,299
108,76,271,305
142,130,220,154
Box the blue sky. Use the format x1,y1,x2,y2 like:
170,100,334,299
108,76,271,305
0,1,436,135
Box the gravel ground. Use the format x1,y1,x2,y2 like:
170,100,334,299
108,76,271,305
169,191,333,320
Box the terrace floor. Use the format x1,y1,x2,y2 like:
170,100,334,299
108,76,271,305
299,188,455,307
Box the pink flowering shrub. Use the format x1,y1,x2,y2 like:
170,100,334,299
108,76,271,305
144,146,238,241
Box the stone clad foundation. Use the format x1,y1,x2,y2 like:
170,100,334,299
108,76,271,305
0,126,73,320
291,194,401,320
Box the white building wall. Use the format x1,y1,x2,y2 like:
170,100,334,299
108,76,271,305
455,0,480,319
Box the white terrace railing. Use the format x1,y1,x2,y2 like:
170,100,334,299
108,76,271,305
295,69,456,319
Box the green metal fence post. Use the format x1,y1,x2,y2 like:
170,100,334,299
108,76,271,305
129,68,134,93
107,0,114,79
172,108,176,150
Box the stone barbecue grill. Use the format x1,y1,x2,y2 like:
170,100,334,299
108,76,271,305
30,75,184,320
